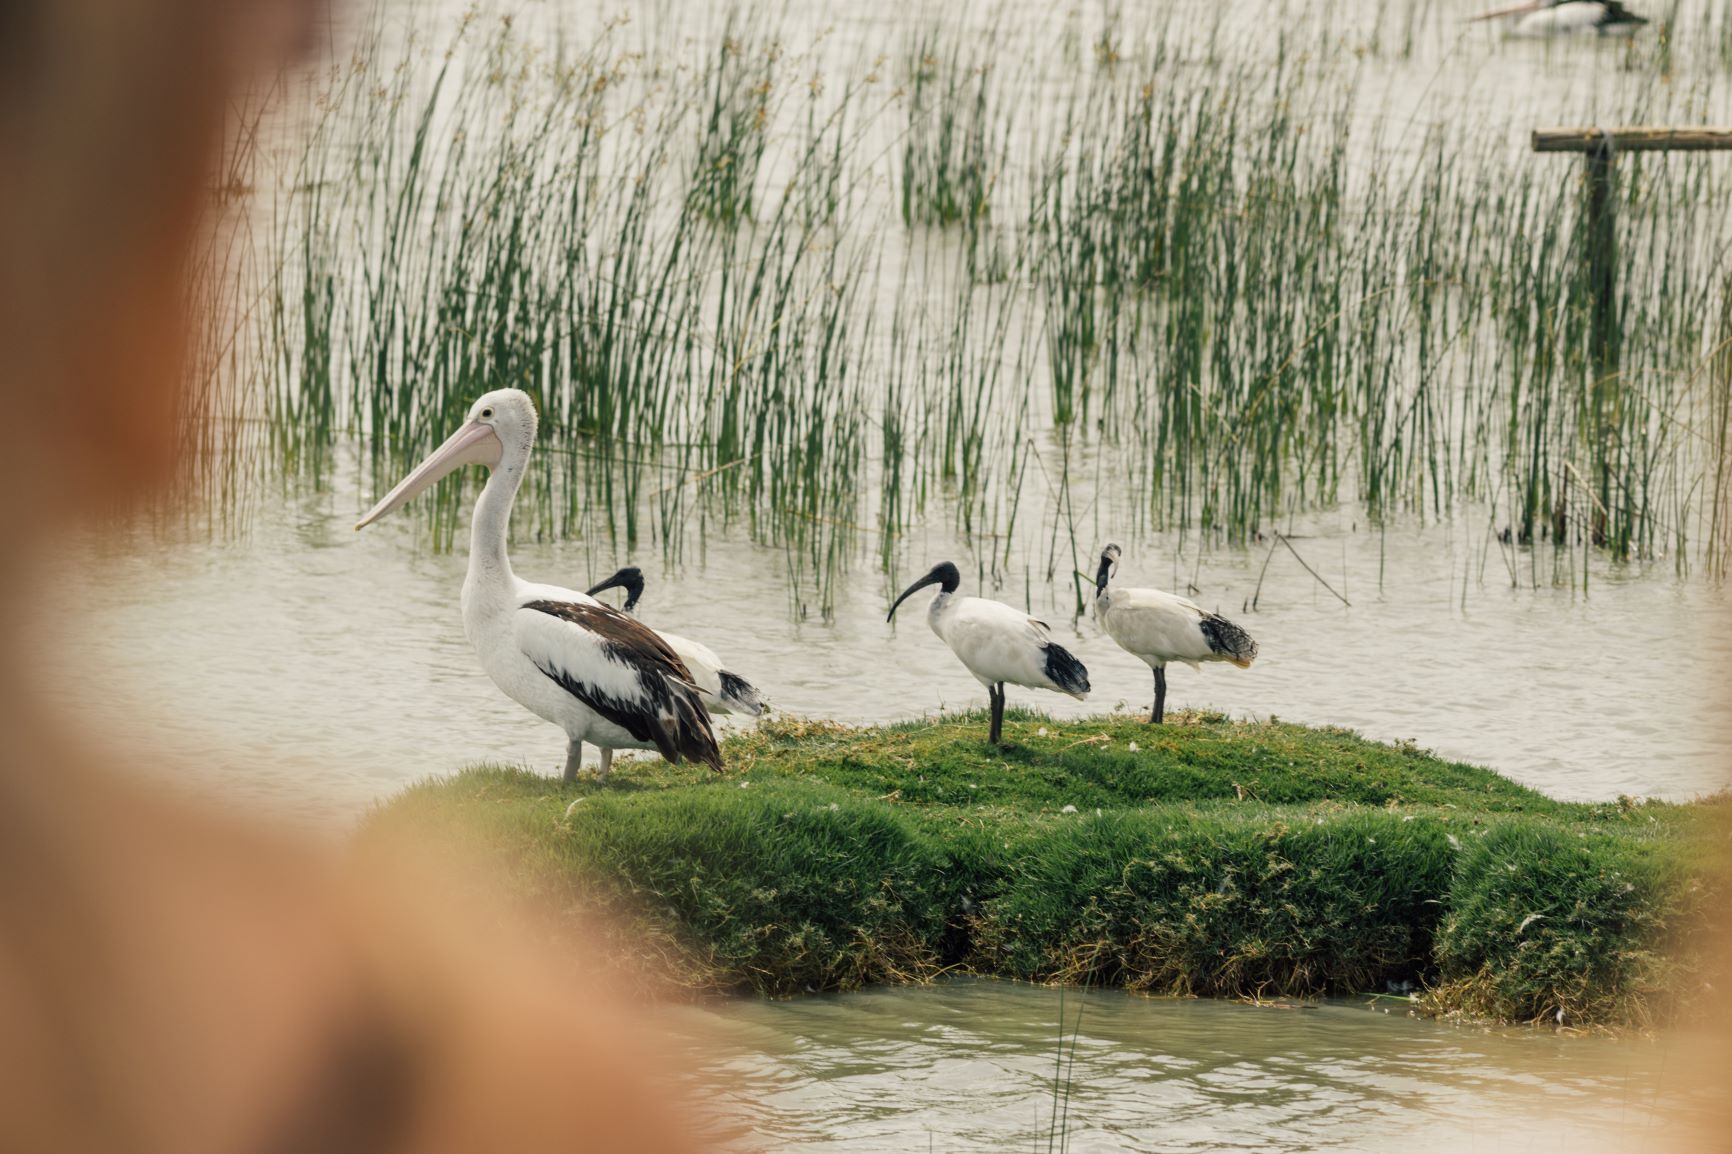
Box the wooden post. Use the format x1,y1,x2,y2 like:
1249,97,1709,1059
1584,141,1617,381
1584,141,1617,542
1532,127,1732,153
1532,127,1732,547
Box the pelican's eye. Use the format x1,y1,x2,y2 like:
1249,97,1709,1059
480,407,494,419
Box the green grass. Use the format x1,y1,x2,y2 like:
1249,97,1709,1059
367,712,1730,1026
1434,819,1727,1028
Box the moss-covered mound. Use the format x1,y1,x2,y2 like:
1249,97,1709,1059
369,712,1731,1027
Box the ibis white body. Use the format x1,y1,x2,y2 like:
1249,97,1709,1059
887,562,1088,745
583,567,766,718
928,593,1089,698
1471,0,1648,36
1092,545,1256,723
1094,585,1256,672
1513,3,1643,36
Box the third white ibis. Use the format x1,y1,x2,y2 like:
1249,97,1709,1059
1092,544,1258,724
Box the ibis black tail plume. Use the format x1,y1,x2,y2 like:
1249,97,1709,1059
717,670,766,717
1199,614,1259,669
1042,642,1091,700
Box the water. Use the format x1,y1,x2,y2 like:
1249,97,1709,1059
672,979,1729,1152
29,450,1732,825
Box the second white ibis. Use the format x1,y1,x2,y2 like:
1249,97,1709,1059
887,562,1091,745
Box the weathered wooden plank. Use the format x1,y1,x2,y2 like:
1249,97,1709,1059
1532,127,1732,153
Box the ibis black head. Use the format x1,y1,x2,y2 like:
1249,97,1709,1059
1095,544,1122,596
1602,1,1647,26
586,566,646,612
887,561,961,622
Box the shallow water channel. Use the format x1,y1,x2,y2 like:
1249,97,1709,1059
672,979,1726,1153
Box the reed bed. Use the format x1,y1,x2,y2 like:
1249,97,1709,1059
199,5,1732,614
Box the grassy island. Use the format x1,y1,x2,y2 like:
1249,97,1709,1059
370,713,1729,1028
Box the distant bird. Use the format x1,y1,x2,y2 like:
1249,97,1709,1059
1470,0,1648,36
584,566,766,718
355,389,721,782
1092,544,1258,724
887,562,1090,745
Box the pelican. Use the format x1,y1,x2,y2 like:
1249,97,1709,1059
355,389,721,782
584,566,767,717
1470,1,1648,36
1092,545,1258,724
886,562,1090,745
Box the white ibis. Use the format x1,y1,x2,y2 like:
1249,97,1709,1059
886,562,1090,745
1470,1,1648,36
355,389,721,782
584,566,766,717
1092,544,1258,724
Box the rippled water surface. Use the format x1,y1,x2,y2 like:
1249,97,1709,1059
30,468,1732,823
669,980,1728,1153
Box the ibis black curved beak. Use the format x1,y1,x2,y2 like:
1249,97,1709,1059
887,561,961,622
1466,0,1542,20
586,566,645,612
887,575,938,622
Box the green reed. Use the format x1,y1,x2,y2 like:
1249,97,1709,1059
183,6,1732,615
898,28,1006,232
692,16,775,226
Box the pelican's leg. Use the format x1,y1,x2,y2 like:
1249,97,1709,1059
598,747,613,782
989,683,1005,746
563,738,583,783
1151,666,1167,725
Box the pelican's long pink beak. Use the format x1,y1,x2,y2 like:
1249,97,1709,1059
1468,0,1544,20
355,419,504,530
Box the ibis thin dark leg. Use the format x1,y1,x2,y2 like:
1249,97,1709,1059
1150,666,1167,725
989,683,1005,745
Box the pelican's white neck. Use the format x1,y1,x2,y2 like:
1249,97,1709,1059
468,452,525,591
